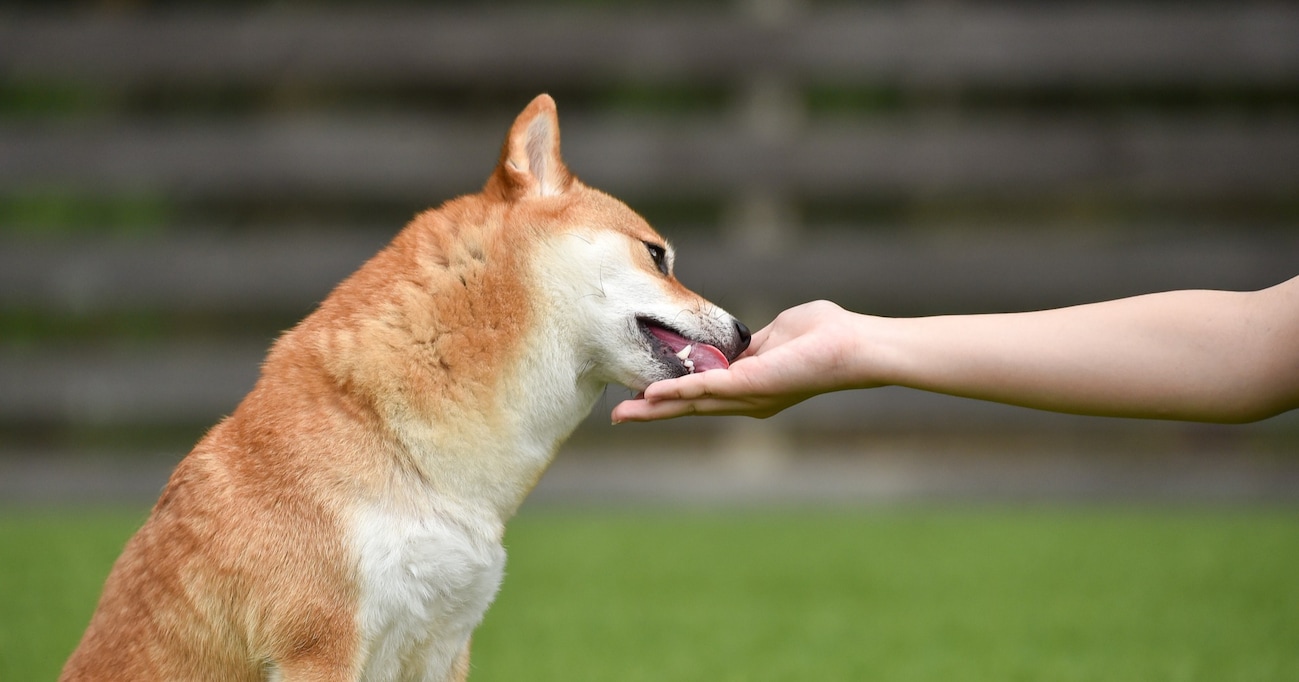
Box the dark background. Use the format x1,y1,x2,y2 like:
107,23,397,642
2,0,1297,505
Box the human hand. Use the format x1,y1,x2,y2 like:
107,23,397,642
611,300,874,422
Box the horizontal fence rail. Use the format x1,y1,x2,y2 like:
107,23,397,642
3,231,1296,315
4,118,1297,201
4,6,1298,87
7,339,1299,436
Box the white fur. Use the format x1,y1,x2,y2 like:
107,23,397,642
536,229,737,390
347,225,739,681
352,502,505,682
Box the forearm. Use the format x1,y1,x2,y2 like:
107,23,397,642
612,278,1299,425
860,279,1299,423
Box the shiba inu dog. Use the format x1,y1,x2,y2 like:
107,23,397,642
62,94,750,682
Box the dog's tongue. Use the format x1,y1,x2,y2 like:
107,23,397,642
684,343,729,372
647,326,729,373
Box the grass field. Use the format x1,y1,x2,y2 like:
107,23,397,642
3,507,1296,681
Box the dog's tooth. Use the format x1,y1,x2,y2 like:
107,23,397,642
676,345,693,360
683,359,695,373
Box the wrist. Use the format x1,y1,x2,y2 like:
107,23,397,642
839,310,906,390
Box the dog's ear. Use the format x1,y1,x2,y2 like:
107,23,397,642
485,94,573,201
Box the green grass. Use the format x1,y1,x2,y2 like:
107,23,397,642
3,508,1297,681
0,510,149,679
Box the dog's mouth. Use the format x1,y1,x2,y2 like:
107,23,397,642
636,317,731,375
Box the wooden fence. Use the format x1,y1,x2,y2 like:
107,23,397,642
2,3,1297,462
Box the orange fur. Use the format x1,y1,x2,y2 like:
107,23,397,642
62,95,744,681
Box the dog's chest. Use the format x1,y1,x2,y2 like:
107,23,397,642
351,505,506,681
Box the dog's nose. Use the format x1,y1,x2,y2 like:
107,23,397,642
733,318,752,355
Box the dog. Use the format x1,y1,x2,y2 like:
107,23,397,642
61,94,750,682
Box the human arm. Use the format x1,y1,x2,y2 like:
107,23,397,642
610,275,1299,424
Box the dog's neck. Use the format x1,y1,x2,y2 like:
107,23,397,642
327,228,605,524
381,311,602,523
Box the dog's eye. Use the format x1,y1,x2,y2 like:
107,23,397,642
645,243,669,276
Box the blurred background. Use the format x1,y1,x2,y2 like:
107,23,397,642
1,0,1297,507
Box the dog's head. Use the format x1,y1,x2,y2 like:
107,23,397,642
486,95,750,392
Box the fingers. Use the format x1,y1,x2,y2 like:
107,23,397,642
642,364,750,402
611,368,751,423
610,396,756,423
610,397,695,423
743,321,774,357
641,373,706,402
609,332,775,423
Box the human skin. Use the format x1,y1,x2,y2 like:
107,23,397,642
611,275,1299,425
